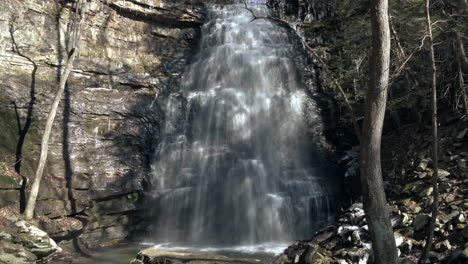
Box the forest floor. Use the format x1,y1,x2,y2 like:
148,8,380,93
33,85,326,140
273,110,468,263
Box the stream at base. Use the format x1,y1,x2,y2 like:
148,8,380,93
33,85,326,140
76,243,278,264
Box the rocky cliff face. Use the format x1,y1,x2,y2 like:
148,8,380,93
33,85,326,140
0,0,204,252
266,0,333,21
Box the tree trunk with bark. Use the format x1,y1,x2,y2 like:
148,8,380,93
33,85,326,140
455,34,468,118
418,0,439,262
359,0,398,263
24,0,87,220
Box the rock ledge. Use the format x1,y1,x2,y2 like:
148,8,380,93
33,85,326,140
129,249,262,264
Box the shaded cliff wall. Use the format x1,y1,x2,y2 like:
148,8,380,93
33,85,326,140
267,0,333,21
0,0,203,250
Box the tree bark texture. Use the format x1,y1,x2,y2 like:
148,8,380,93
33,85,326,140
24,0,87,220
359,0,398,263
455,34,468,118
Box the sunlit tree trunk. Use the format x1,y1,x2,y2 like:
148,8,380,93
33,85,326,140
24,0,87,220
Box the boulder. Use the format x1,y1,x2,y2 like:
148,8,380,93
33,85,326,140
0,207,61,263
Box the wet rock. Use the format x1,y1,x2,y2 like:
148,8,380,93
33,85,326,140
311,229,335,244
270,255,289,264
340,247,370,263
129,249,261,264
337,225,360,237
323,240,337,251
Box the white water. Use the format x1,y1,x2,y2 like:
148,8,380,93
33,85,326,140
143,242,289,256
147,3,341,251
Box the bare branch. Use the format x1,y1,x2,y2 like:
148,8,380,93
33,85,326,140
419,35,430,50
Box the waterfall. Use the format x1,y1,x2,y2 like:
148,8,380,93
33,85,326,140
148,3,341,249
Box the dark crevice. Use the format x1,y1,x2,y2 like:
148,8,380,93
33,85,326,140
103,209,145,216
151,32,176,39
118,82,151,90
92,191,141,203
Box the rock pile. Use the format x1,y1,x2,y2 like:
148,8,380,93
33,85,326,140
0,207,61,263
272,123,467,264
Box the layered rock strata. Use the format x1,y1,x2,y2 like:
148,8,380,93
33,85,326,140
0,0,203,251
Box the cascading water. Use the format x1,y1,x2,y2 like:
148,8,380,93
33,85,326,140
148,3,342,251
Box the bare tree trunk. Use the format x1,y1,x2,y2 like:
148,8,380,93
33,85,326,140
456,33,468,73
418,0,439,262
24,0,87,220
359,0,398,263
455,34,468,118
